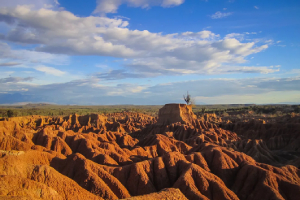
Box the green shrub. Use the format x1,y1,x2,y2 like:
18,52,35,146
7,110,15,118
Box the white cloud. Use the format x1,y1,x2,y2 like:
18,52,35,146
225,32,258,42
254,6,259,9
0,6,273,77
34,65,65,76
210,11,233,19
181,30,219,40
225,33,245,41
94,0,185,14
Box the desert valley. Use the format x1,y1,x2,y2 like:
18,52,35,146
1,0,300,199
0,104,300,200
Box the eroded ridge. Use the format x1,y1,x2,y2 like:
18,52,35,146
0,104,299,200
220,115,300,167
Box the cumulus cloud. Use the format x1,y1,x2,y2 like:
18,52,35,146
210,11,233,19
212,38,268,56
94,0,185,14
0,6,273,77
0,6,135,57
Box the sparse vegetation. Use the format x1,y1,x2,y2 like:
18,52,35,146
6,110,15,118
0,104,162,118
183,91,191,105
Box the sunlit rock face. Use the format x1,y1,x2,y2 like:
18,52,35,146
157,104,197,125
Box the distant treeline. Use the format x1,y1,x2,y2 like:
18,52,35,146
193,104,300,116
0,104,299,118
0,104,162,118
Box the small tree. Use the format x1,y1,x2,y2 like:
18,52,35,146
183,91,191,105
7,110,14,118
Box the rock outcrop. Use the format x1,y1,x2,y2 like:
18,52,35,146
157,104,197,125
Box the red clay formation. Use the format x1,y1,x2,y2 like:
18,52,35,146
0,104,299,200
157,104,197,125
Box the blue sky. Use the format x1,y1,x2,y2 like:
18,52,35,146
0,0,299,105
